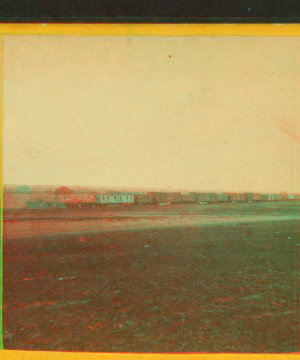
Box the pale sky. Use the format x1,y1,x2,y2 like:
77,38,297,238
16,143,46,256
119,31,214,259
3,36,300,193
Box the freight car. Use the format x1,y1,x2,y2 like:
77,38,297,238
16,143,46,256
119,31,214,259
245,193,260,202
260,194,279,201
196,193,218,204
279,193,288,201
287,194,296,201
147,192,181,205
217,193,229,202
65,194,134,208
66,199,97,208
181,194,196,203
228,193,246,203
134,194,154,206
26,200,67,209
260,194,269,201
97,194,134,206
59,194,96,203
20,189,300,210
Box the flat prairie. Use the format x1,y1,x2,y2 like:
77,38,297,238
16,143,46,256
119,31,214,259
3,202,300,352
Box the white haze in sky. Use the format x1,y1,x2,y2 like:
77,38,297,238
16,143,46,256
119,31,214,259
3,36,300,193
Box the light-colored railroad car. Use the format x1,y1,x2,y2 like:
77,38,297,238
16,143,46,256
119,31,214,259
97,194,134,205
287,194,296,200
27,200,67,209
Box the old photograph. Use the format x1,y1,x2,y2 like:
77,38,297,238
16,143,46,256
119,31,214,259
2,35,300,352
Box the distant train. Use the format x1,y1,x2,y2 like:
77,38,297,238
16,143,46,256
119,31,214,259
22,191,300,209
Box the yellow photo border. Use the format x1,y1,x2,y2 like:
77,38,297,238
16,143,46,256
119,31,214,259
1,23,300,36
0,23,299,360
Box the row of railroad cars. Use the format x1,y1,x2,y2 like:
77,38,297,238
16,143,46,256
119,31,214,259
3,191,300,209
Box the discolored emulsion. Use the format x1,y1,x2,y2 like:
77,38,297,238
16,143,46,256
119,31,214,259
3,202,300,352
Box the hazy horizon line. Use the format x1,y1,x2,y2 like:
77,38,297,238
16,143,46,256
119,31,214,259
3,184,298,194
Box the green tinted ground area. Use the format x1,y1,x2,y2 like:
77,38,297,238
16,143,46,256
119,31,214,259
3,203,300,353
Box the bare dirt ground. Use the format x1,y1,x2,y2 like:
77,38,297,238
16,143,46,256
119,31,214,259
3,202,300,352
3,202,300,240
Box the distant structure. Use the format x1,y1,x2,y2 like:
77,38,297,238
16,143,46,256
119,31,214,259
55,186,73,194
16,185,33,194
2,187,300,209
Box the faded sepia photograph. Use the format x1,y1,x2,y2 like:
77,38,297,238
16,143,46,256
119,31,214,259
2,35,300,353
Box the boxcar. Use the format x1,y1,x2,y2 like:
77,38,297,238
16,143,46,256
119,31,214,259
228,193,246,202
267,194,277,201
245,193,260,202
196,193,218,203
217,193,228,202
260,194,269,201
148,192,181,204
279,193,288,201
134,194,153,205
181,194,196,203
58,194,96,204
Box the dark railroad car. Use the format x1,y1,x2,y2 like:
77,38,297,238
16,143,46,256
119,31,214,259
181,194,196,203
279,192,288,201
263,194,277,201
245,192,260,202
146,193,156,205
134,194,153,206
260,194,269,201
228,193,246,202
196,193,218,203
147,192,181,205
217,193,228,202
4,193,47,209
66,199,97,208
